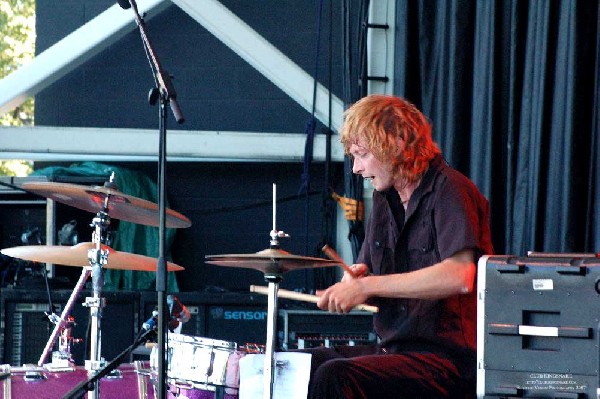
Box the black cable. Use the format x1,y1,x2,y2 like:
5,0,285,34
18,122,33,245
341,1,368,261
315,0,338,289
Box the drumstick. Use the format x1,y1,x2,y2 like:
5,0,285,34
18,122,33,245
322,244,358,278
250,285,378,313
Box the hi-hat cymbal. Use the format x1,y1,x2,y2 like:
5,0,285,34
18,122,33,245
205,248,341,274
1,243,184,272
22,181,191,229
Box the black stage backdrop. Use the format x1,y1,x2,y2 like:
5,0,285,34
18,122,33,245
393,0,599,255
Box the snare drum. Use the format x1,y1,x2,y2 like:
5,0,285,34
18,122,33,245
167,334,244,389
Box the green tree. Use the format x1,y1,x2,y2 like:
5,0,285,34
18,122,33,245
1,0,35,176
0,0,35,126
0,160,32,176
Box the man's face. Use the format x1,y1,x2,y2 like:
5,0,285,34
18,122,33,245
349,142,395,191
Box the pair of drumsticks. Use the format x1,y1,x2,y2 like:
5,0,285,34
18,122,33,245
250,245,378,313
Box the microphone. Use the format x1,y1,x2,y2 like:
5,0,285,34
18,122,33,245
143,297,190,333
57,220,78,246
168,295,191,324
142,310,159,331
21,227,41,245
116,0,131,9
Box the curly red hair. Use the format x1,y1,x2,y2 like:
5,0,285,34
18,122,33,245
340,95,440,183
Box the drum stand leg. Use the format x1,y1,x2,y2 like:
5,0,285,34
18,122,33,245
83,208,110,399
38,267,92,367
35,259,106,399
133,361,149,399
84,261,106,399
263,273,282,399
0,364,11,399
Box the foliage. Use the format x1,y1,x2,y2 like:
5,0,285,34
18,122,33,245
0,0,35,126
0,160,33,176
1,1,35,176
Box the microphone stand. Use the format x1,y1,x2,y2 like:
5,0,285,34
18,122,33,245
120,2,185,399
62,329,156,399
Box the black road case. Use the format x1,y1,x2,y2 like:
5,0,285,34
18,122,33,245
477,254,600,398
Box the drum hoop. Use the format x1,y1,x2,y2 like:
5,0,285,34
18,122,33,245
170,379,227,392
168,333,238,350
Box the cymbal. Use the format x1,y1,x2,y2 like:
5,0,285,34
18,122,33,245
1,243,184,272
205,248,341,274
22,181,191,229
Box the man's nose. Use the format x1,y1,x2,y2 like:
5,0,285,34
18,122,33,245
352,159,362,174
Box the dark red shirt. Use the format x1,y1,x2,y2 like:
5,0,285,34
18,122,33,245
358,154,494,374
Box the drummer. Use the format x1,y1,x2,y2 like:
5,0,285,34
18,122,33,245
311,95,494,398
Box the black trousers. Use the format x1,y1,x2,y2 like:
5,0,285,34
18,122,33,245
303,344,472,399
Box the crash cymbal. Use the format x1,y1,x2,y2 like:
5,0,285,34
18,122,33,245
205,248,341,274
1,243,184,272
22,181,191,229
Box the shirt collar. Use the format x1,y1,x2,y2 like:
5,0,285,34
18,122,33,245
379,154,446,206
414,153,445,200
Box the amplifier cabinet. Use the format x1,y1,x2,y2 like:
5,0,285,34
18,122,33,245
139,291,268,345
0,288,138,366
278,309,376,350
477,254,600,398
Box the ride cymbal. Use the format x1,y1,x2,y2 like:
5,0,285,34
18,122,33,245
1,243,184,272
22,181,191,229
205,248,340,274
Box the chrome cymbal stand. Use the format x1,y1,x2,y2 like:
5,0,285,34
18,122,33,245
35,175,117,399
36,208,111,399
82,191,113,399
262,184,289,399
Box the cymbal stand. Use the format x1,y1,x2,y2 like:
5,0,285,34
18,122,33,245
38,177,115,377
262,183,288,399
82,196,112,399
36,203,111,398
262,255,281,399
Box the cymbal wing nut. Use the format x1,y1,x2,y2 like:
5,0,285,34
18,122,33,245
87,248,108,266
83,297,106,309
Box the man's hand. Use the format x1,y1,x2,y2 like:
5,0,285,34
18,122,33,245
316,275,369,314
341,263,369,282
